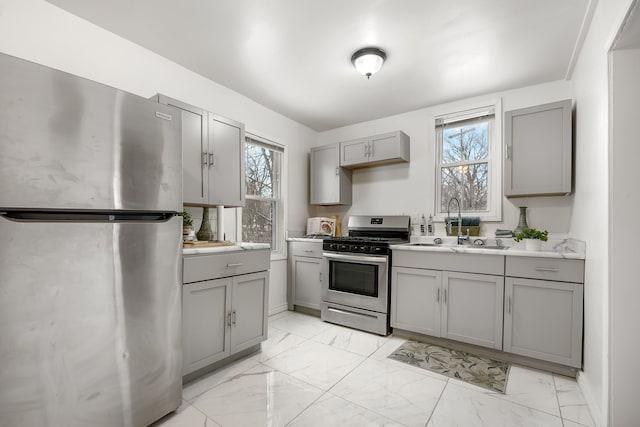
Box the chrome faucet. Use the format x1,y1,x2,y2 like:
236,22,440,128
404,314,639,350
447,197,469,245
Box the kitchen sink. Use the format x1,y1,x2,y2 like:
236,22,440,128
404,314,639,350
465,245,510,250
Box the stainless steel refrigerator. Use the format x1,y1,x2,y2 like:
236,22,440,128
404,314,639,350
0,53,183,427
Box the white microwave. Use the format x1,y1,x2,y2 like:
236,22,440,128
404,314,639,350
306,217,336,236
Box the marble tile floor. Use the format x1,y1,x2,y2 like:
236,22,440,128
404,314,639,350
155,311,594,427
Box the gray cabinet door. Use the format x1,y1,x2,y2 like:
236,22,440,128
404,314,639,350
230,271,269,354
310,143,352,205
339,131,410,169
441,272,504,350
210,115,245,207
156,95,208,206
504,277,583,368
391,267,442,336
368,131,410,164
340,137,369,167
182,278,232,375
292,255,322,310
504,99,572,197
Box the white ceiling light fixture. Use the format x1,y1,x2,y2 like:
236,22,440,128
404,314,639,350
351,47,387,79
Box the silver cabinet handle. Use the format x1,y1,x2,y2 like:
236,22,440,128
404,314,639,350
436,288,440,303
227,312,232,327
319,272,323,282
368,143,373,157
209,153,214,167
202,152,209,166
507,296,512,314
232,309,237,326
535,267,559,272
303,249,313,253
443,289,447,304
505,145,512,160
335,166,339,176
227,263,243,268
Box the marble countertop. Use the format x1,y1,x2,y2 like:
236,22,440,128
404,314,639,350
183,242,270,256
392,237,585,260
287,237,326,243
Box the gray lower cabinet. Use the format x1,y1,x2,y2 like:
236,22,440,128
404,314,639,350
288,241,323,310
391,267,441,336
182,249,269,376
504,257,584,368
391,264,504,350
391,250,585,367
442,271,504,350
310,143,352,205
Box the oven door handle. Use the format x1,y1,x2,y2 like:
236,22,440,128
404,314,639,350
322,252,388,264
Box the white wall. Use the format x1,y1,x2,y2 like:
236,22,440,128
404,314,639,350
609,47,640,426
570,0,635,425
315,81,574,236
0,0,315,315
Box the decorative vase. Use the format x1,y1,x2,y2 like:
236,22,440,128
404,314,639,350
514,206,529,234
524,238,542,251
196,207,214,241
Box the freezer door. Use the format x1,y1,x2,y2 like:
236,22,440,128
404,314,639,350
0,53,182,212
0,216,182,427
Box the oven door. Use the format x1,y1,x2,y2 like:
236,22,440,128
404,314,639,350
321,252,388,313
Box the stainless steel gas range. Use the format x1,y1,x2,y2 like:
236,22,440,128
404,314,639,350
320,215,410,335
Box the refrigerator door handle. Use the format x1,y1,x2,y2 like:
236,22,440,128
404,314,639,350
0,211,175,223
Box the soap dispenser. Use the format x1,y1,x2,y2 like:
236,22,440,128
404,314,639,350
427,214,434,236
420,214,426,235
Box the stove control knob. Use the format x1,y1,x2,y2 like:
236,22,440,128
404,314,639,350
339,244,349,251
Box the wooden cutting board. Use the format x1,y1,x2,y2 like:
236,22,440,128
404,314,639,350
183,241,236,248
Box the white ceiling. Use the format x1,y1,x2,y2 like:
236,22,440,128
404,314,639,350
46,0,592,131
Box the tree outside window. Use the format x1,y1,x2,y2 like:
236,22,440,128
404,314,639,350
436,111,494,215
242,138,282,251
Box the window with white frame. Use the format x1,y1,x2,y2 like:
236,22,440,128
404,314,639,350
435,102,502,221
242,135,283,252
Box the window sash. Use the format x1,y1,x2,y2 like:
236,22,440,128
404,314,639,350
436,112,495,216
243,135,283,253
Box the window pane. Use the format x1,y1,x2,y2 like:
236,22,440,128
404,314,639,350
242,199,275,245
442,122,489,164
245,144,275,198
440,163,488,211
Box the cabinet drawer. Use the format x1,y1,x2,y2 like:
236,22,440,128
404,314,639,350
392,250,504,275
184,249,270,283
506,257,584,283
290,241,323,258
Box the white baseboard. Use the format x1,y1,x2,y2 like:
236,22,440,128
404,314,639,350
577,371,604,427
269,303,289,317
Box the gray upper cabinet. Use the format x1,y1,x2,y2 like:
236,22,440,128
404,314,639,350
504,99,572,197
340,131,410,169
310,143,352,205
209,115,245,207
154,94,245,207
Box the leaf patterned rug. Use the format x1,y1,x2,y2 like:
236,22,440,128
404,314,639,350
388,341,510,393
